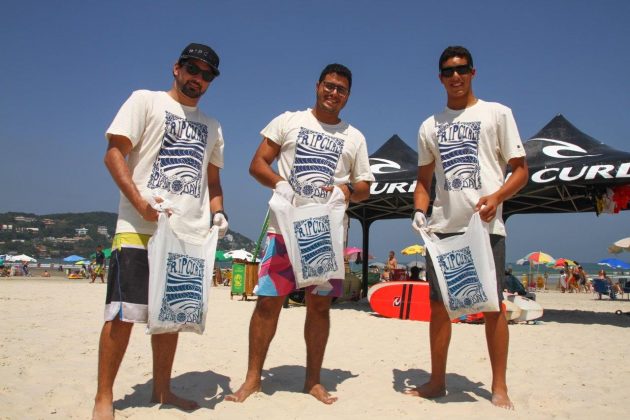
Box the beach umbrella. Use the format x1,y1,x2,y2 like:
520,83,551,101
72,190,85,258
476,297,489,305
407,261,425,269
215,250,233,262
368,262,386,269
63,255,86,263
597,258,630,270
548,258,577,269
7,254,37,263
522,251,555,265
401,244,425,256
344,246,362,256
344,247,374,263
609,237,630,253
225,249,254,261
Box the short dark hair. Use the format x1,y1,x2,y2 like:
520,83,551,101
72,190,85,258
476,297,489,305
439,46,474,70
319,63,352,90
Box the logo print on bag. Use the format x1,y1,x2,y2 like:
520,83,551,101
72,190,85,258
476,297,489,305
293,215,338,279
436,121,481,191
147,111,208,197
289,127,344,199
436,246,488,311
158,253,205,325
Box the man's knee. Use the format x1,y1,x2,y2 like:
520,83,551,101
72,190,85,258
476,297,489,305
254,296,285,319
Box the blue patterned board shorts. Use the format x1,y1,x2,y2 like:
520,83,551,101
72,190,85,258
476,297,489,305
255,233,343,297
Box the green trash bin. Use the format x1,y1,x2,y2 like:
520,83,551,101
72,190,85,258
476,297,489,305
231,262,245,299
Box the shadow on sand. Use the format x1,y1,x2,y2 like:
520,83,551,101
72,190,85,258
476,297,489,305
393,368,492,404
114,365,357,412
541,306,630,327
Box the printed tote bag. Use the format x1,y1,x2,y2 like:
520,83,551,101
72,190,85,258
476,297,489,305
420,212,500,319
147,213,218,334
269,187,346,288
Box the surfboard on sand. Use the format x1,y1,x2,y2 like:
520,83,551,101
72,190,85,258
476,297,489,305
368,281,513,323
504,293,543,322
368,281,431,321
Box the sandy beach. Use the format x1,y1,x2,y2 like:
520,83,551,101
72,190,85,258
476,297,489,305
1,276,629,420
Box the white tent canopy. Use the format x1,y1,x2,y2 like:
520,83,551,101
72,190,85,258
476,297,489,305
6,254,37,263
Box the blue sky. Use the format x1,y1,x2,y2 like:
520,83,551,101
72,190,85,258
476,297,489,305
1,0,629,264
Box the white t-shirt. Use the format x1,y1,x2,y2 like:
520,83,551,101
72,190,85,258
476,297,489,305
106,90,224,241
261,109,374,233
418,99,526,236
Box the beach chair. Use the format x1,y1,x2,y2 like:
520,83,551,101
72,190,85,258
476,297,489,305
621,278,630,300
592,279,614,300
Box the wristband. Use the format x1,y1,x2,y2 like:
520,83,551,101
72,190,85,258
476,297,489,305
411,209,425,220
212,210,228,222
345,183,355,195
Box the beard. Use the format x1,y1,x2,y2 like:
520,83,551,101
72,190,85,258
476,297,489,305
179,80,205,99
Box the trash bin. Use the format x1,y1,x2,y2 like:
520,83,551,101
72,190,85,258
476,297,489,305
231,261,259,300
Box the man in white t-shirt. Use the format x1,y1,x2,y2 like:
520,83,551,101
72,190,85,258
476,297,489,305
409,46,528,409
227,64,374,405
92,43,229,420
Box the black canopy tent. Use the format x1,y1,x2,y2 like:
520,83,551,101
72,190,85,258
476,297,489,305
348,115,630,296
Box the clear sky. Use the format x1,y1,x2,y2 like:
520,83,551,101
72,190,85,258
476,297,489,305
1,0,629,264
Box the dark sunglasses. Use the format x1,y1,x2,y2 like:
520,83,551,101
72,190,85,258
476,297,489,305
183,62,215,82
440,65,472,78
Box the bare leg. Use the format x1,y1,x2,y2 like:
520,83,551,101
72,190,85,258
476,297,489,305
92,318,133,420
406,300,449,398
150,333,199,410
226,295,285,402
303,293,337,404
484,311,513,410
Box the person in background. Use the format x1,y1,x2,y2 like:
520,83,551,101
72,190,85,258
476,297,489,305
381,266,391,281
387,250,398,271
90,245,106,284
92,42,228,420
410,45,528,409
409,265,421,281
559,269,567,293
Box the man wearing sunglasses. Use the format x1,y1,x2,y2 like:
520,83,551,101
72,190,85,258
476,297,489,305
92,43,228,419
227,64,373,405
409,46,528,409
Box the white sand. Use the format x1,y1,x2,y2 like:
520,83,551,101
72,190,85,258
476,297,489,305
1,277,629,419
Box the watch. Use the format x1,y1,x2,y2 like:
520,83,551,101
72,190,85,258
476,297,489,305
411,208,425,220
345,183,355,195
212,209,228,222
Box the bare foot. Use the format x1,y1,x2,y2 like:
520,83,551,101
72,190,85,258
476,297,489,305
405,382,447,399
92,400,114,420
491,391,514,410
305,384,338,405
225,382,261,402
151,391,199,411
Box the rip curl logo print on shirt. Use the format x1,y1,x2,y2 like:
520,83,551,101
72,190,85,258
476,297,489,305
436,246,488,312
436,121,481,191
147,111,208,197
289,127,344,198
293,215,338,279
158,253,205,325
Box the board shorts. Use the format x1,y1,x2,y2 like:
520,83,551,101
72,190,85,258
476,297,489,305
104,233,151,323
94,265,105,276
425,232,505,305
254,233,343,297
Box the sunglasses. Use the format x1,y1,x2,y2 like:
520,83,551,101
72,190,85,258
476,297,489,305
320,81,349,97
183,62,215,82
440,65,472,78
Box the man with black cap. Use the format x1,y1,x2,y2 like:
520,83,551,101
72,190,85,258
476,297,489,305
92,43,228,419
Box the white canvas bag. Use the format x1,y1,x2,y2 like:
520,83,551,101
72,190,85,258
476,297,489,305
269,187,346,288
147,213,218,334
420,212,500,319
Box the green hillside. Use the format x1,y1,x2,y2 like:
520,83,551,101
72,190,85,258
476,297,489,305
0,212,256,259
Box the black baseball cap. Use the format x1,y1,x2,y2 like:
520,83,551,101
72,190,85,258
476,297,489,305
179,43,220,76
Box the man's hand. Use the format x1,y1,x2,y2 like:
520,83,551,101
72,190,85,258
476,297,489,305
411,211,427,235
137,198,160,222
213,213,229,238
475,194,500,222
274,180,295,203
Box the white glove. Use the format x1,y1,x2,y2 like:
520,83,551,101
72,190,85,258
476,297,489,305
274,180,295,203
411,211,427,235
149,194,177,215
213,212,229,238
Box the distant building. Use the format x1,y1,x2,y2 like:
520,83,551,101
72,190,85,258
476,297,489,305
75,227,88,236
97,226,108,236
14,216,36,223
42,219,55,226
1,224,13,231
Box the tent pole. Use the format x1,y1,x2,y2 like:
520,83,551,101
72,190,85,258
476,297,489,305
361,219,371,298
